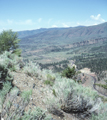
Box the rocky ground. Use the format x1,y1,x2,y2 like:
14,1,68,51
12,71,81,120
1,67,106,120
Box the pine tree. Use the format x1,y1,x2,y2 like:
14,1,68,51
0,30,21,56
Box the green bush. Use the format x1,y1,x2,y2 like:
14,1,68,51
47,74,55,81
0,64,13,83
21,107,52,120
95,83,107,89
23,61,41,77
0,51,24,84
0,30,21,56
0,81,12,104
44,74,55,86
21,90,32,102
61,66,76,78
0,51,24,72
44,80,54,86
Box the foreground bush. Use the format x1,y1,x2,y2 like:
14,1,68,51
0,82,12,105
23,61,41,77
0,51,24,90
0,51,24,71
0,86,52,120
0,63,13,83
21,107,52,120
23,61,56,81
0,87,32,120
45,75,105,119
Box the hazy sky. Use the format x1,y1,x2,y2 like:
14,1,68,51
0,0,107,32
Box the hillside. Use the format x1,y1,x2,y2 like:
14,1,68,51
1,51,107,120
1,28,107,120
17,22,107,75
18,28,48,38
19,22,107,45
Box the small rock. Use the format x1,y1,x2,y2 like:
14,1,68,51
32,103,36,106
31,78,34,81
31,98,33,100
33,83,35,88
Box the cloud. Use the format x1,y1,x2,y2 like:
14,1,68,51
7,19,13,24
77,22,80,25
15,19,34,25
38,18,42,23
25,19,33,25
62,23,69,27
48,19,52,24
52,25,58,27
90,14,105,22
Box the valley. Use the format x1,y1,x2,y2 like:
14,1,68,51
19,22,107,97
18,22,107,65
1,22,107,120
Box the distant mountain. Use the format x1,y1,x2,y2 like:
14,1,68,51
18,28,48,38
75,25,85,28
18,28,65,38
18,22,107,45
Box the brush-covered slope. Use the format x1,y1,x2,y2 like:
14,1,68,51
1,51,107,120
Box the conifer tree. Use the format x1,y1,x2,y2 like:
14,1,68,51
0,30,21,56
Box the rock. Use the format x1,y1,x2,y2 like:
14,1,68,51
17,91,21,96
33,83,35,88
32,103,36,106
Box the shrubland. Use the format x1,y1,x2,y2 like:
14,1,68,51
22,58,107,119
0,51,53,120
0,30,107,120
1,51,107,119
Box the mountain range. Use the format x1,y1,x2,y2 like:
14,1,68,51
18,22,107,65
18,22,107,46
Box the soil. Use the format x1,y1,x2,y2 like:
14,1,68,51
12,71,79,120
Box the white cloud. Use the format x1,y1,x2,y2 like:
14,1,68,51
62,23,69,27
52,25,58,27
90,14,105,22
15,19,34,25
25,19,33,25
7,19,13,24
77,22,80,25
48,18,52,24
38,18,42,23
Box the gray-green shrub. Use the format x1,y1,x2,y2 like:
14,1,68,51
23,61,41,77
0,51,24,72
45,75,103,119
21,107,52,120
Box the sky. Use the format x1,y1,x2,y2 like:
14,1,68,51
0,0,107,32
